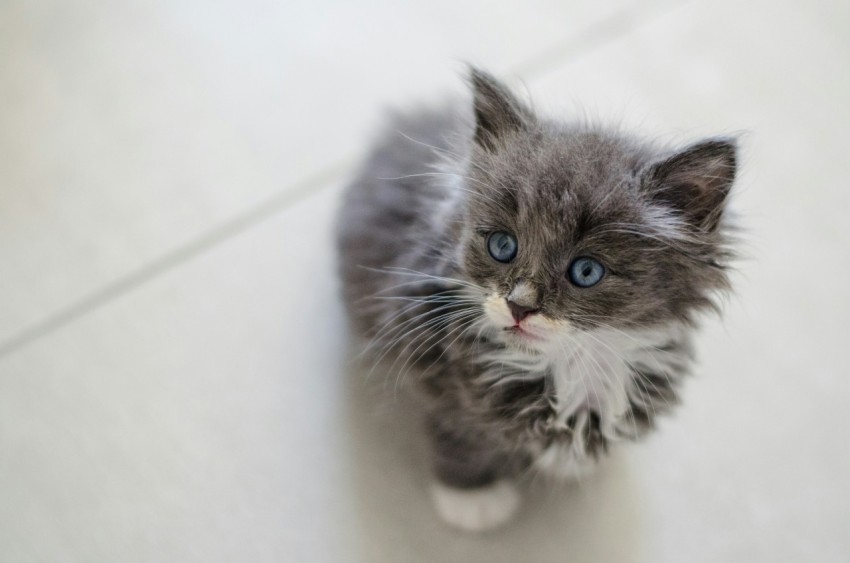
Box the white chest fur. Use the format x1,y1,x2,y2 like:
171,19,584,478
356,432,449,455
481,322,691,479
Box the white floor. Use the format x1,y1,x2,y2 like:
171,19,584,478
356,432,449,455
1,1,849,561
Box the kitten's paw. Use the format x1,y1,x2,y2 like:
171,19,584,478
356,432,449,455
430,479,520,532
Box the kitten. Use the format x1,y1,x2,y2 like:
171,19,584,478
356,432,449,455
336,68,737,532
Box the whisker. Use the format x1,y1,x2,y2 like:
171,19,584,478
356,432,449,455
392,310,481,392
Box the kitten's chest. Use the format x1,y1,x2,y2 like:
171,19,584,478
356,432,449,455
482,341,631,424
477,324,689,438
475,327,688,478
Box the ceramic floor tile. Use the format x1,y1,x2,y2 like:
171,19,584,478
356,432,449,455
0,186,352,562
0,0,658,348
2,0,849,561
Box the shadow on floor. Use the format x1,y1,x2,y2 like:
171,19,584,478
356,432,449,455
340,346,649,563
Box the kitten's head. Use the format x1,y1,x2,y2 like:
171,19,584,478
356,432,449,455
457,69,737,350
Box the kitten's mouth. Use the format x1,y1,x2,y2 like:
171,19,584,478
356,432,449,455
503,325,542,342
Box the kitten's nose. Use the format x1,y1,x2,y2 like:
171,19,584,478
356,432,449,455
506,299,538,323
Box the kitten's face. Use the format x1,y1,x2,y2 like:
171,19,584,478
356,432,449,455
460,135,666,350
458,70,736,351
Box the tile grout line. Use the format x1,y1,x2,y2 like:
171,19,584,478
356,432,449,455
510,2,655,79
0,0,687,360
508,0,698,91
0,162,352,359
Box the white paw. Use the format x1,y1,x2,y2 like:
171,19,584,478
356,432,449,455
430,479,521,532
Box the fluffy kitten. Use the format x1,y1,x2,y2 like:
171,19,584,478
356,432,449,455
336,68,737,532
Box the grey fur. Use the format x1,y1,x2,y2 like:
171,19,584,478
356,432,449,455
336,69,736,495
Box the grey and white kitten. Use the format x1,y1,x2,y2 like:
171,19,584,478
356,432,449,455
336,68,736,532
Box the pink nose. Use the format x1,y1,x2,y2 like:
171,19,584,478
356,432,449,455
507,300,537,323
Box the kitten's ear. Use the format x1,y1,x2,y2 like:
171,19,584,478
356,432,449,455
642,138,737,231
469,67,531,152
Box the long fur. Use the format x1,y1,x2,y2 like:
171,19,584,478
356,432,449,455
336,68,737,521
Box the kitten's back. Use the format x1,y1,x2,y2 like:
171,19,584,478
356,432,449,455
336,105,468,333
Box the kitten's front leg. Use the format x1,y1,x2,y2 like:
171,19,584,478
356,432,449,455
427,418,520,532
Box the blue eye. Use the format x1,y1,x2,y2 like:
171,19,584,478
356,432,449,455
568,257,605,287
487,231,518,263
